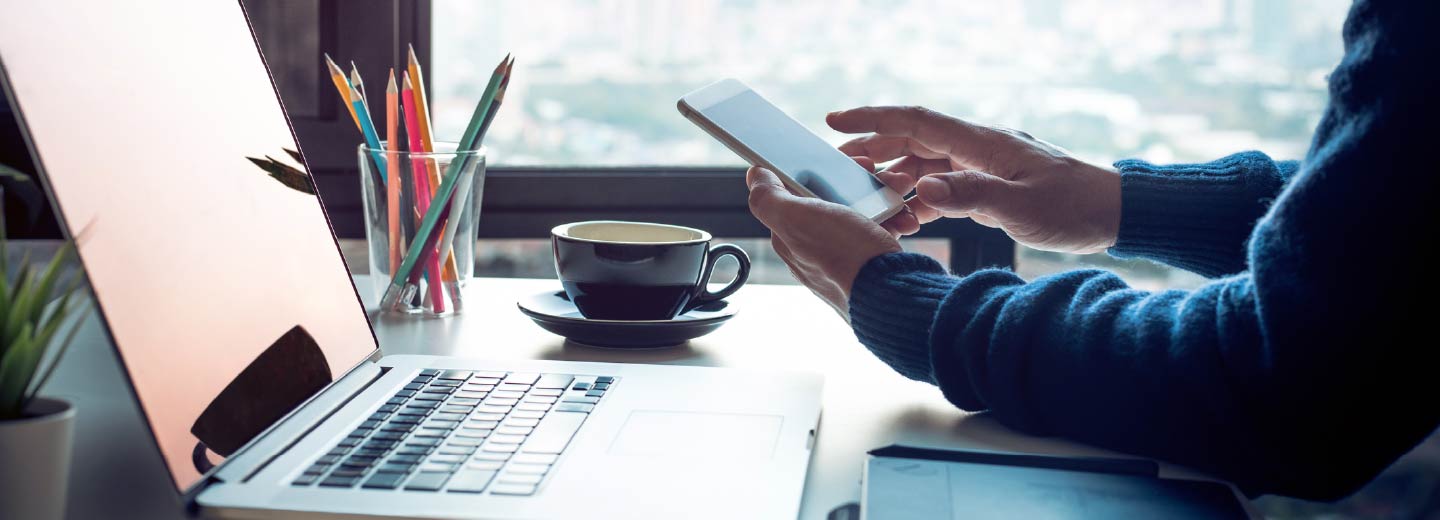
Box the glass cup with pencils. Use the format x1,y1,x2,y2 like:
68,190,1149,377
359,141,485,315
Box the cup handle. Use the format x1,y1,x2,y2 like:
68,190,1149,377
688,244,750,309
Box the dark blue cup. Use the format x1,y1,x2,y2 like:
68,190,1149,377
551,221,750,320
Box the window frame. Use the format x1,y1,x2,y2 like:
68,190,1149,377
246,0,1014,275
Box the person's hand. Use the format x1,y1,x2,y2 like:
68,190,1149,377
746,165,902,319
829,106,1121,254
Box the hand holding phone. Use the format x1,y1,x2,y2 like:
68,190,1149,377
678,79,908,222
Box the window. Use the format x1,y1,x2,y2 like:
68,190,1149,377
433,0,1350,290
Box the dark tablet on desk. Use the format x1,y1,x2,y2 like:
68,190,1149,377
863,445,1248,519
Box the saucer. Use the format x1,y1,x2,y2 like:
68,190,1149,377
517,291,737,348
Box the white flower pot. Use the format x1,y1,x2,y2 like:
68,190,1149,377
0,397,75,520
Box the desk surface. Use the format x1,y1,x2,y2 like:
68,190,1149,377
49,275,1236,519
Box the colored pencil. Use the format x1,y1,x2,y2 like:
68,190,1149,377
381,55,509,312
350,83,387,183
406,44,462,296
400,73,447,313
323,53,359,129
385,69,401,275
436,56,513,283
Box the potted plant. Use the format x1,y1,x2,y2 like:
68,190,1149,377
0,163,91,520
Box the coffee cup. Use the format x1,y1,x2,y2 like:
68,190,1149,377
551,221,750,320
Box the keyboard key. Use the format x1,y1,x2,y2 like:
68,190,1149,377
472,371,507,380
513,453,558,465
440,405,473,414
482,443,519,453
319,475,360,487
362,472,407,489
484,397,520,407
363,440,399,451
429,379,462,388
529,388,563,397
412,394,445,402
380,422,415,432
330,467,366,478
498,383,532,393
420,369,440,377
390,415,421,425
507,463,550,475
317,454,342,465
437,370,473,381
342,455,379,467
595,376,615,384
522,412,587,454
504,373,540,386
472,451,512,461
448,438,485,447
585,390,605,398
413,428,451,438
498,473,544,485
428,454,467,464
476,405,513,415
438,445,479,455
534,374,574,389
376,463,417,474
291,474,318,486
432,412,466,422
470,412,506,421
338,437,361,448
592,382,610,391
420,462,461,473
450,397,481,406
303,463,329,476
467,460,506,471
394,446,432,455
571,382,591,391
487,434,527,445
403,471,451,491
524,395,558,405
454,428,492,439
403,383,425,391
406,437,443,447
490,390,525,400
468,377,502,386
561,395,599,404
446,470,498,493
389,453,424,464
502,417,540,428
495,426,533,436
394,389,416,398
516,402,551,412
421,387,455,395
355,447,388,457
555,403,595,413
510,410,546,420
373,431,405,441
467,420,500,429
411,374,433,384
455,391,489,400
490,483,537,496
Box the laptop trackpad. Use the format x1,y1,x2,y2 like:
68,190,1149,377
608,411,783,459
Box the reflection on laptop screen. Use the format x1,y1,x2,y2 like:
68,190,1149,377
0,1,378,491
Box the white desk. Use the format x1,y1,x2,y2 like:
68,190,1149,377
49,275,1242,519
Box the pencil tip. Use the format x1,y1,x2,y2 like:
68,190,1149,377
408,44,418,61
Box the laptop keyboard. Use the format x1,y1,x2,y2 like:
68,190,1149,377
290,369,615,496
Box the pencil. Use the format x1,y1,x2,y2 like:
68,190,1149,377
324,53,360,129
436,56,513,283
381,55,510,312
406,45,461,293
401,72,447,313
350,61,367,105
385,69,401,275
349,80,387,183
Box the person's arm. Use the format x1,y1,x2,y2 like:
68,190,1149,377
849,1,1440,500
1108,152,1300,278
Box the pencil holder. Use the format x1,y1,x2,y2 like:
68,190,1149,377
359,141,486,316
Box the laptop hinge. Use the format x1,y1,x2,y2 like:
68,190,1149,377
186,353,386,500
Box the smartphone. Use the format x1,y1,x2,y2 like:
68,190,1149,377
678,78,908,223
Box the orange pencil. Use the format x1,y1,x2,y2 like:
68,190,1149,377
407,45,462,297
323,53,360,129
385,69,401,275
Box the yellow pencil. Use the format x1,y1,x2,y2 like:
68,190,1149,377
323,53,359,129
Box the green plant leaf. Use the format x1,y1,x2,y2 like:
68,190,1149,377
0,323,38,418
23,301,89,404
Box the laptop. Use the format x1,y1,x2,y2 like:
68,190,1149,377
0,1,822,518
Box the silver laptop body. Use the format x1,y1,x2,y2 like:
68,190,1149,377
0,1,822,518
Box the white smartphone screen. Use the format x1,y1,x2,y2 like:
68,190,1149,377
697,89,890,207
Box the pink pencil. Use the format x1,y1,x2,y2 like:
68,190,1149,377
401,72,446,312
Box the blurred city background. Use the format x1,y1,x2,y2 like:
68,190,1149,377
432,0,1350,294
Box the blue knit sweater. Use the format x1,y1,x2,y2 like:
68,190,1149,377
848,0,1438,501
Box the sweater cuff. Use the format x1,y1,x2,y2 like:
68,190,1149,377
848,252,959,384
1108,152,1285,278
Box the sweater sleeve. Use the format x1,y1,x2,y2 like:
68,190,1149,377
848,0,1440,501
1108,152,1299,278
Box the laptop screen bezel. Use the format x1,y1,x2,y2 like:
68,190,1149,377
0,0,383,501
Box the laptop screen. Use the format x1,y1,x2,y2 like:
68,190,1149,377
0,1,378,492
